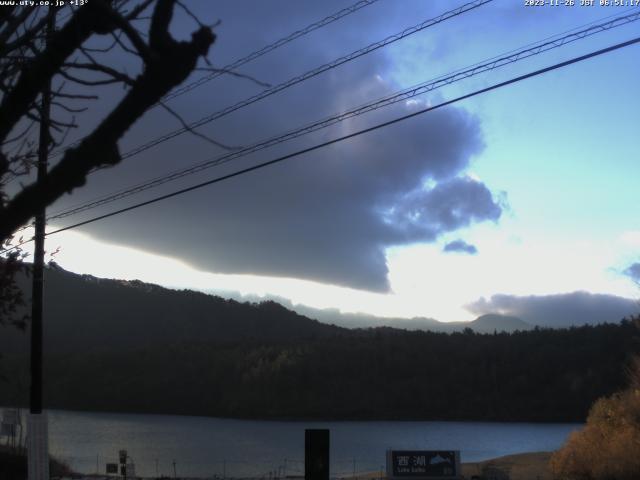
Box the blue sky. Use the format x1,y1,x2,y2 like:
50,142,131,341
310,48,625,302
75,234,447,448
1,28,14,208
388,1,640,241
14,0,640,325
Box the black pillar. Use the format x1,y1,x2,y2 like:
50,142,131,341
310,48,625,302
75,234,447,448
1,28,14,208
30,6,54,417
305,429,329,480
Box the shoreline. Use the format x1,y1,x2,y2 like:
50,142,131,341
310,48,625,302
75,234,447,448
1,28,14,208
59,452,555,480
338,452,554,480
461,451,553,480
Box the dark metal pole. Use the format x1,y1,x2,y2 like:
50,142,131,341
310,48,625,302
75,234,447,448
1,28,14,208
27,10,55,480
305,429,329,480
30,7,54,416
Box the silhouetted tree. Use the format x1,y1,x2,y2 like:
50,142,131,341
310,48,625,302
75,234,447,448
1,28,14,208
0,0,218,327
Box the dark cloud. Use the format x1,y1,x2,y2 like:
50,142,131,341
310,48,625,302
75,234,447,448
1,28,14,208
385,177,500,242
624,262,640,282
47,1,503,291
443,239,477,255
466,291,638,328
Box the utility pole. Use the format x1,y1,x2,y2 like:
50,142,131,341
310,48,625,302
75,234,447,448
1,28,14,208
27,8,54,480
173,459,177,479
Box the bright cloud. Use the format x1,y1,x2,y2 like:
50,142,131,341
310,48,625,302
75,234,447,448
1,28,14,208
13,217,635,325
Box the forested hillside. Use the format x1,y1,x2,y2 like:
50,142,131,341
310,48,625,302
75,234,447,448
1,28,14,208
1,266,345,355
1,266,531,359
1,321,637,422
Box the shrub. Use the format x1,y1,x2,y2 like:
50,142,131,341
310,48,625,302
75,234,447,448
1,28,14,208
550,356,640,480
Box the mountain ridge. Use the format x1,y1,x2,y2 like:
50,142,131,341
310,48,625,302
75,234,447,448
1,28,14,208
2,264,531,356
1,264,636,423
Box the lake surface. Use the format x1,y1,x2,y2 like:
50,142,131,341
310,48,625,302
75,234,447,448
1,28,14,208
7,408,582,478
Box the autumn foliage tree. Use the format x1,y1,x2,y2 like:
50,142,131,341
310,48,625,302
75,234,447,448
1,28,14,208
550,323,640,480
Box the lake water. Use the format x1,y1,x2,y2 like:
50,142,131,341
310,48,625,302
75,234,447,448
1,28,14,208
7,408,582,478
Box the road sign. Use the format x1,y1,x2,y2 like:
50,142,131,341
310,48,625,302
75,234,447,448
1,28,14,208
386,450,461,479
106,463,118,474
119,449,128,464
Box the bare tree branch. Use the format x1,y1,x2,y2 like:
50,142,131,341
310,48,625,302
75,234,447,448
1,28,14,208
194,66,271,88
52,91,99,100
158,100,241,151
51,101,88,114
64,61,136,85
0,1,121,145
58,68,131,87
0,7,36,48
125,0,156,21
0,11,49,58
0,0,216,241
106,7,154,60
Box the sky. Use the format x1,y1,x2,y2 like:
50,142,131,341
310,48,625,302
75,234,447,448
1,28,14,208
10,0,640,325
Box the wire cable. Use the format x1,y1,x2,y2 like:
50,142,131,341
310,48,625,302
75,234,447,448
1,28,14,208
47,0,382,158
43,0,492,163
33,36,640,242
4,35,638,255
163,0,382,102
45,10,640,222
117,0,492,161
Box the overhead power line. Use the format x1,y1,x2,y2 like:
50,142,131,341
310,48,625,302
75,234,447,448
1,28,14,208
4,35,628,250
38,0,491,212
3,35,638,256
45,10,640,222
47,0,382,159
163,0,382,102
110,0,493,160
